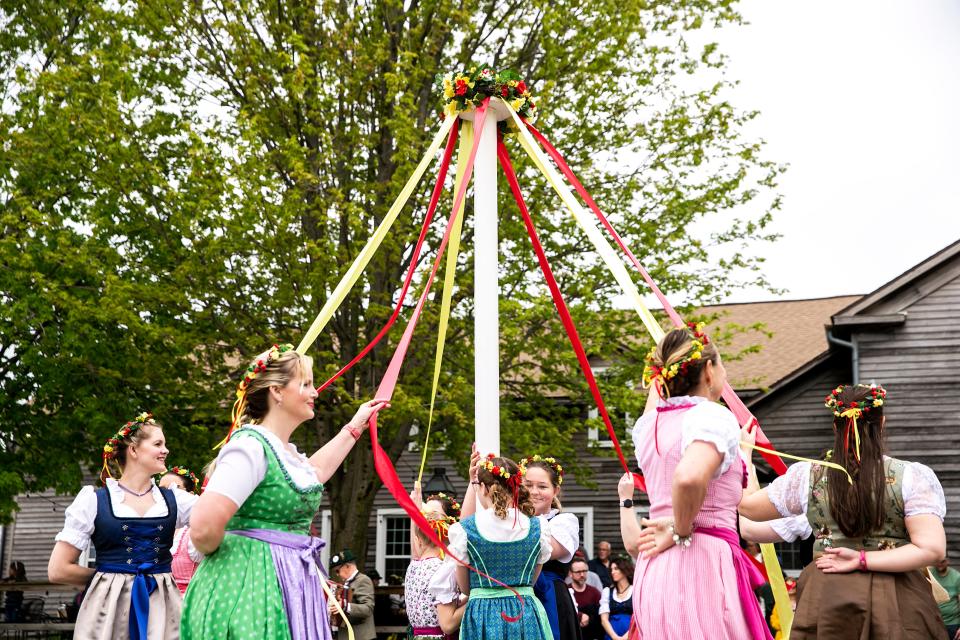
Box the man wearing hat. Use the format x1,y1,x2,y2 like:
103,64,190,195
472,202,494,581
328,549,376,640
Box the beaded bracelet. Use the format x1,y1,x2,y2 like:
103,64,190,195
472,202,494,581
668,523,693,549
858,549,867,571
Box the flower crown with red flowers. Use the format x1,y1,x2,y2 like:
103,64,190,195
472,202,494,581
218,343,296,448
163,466,200,494
102,412,157,478
824,383,886,418
519,455,565,486
426,492,462,519
642,322,711,392
436,66,538,132
480,454,516,481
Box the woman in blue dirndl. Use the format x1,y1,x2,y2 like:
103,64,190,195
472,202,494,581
48,413,197,640
446,455,553,639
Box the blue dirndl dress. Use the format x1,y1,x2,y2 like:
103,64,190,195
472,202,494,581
602,589,632,640
74,486,180,640
459,514,552,639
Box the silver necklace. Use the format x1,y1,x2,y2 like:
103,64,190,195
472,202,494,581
117,482,153,497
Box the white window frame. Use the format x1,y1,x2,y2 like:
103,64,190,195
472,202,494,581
375,508,410,580
586,407,615,448
563,506,594,558
319,509,332,570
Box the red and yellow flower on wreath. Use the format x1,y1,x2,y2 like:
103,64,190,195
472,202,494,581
436,66,538,131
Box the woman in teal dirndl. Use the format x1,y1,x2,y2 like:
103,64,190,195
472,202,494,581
446,455,553,639
181,344,387,640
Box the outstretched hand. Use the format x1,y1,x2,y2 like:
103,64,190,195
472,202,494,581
349,399,390,431
815,547,860,574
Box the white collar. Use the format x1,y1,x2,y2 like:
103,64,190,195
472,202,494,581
344,568,359,583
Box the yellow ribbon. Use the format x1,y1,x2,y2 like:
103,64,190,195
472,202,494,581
296,116,458,354
418,121,473,483
839,407,862,462
744,442,853,484
505,101,666,342
320,577,355,640
761,542,793,637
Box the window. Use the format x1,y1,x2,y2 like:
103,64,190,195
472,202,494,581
774,535,813,575
586,408,633,448
564,507,594,558
318,510,332,570
376,509,411,581
79,544,97,569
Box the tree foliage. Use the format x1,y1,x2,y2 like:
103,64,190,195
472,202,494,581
0,0,781,558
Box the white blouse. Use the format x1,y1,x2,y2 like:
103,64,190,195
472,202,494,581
768,515,813,543
204,425,321,507
632,396,741,478
766,459,947,526
540,509,579,563
55,479,198,552
431,509,553,604
598,585,633,615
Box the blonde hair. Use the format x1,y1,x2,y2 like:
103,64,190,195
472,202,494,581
413,511,451,549
241,349,313,423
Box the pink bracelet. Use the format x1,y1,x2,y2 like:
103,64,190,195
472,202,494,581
858,549,867,571
343,422,363,441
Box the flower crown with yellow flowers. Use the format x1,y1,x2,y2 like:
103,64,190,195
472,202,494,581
102,412,157,478
824,383,886,417
219,343,296,448
481,454,519,481
519,455,565,485
641,322,711,391
426,492,462,519
163,466,200,494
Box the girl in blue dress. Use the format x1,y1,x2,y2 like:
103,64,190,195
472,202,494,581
446,455,553,639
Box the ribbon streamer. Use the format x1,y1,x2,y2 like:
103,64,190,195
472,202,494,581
524,122,787,476
497,138,644,492
418,122,473,482
315,121,461,394
297,116,457,355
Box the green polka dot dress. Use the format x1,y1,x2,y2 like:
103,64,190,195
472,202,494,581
181,429,324,639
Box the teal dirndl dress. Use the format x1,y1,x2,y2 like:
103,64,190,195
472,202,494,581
459,514,552,639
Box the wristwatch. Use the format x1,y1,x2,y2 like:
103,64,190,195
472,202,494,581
620,498,633,508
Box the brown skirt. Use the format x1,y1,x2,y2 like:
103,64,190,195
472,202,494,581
790,563,948,639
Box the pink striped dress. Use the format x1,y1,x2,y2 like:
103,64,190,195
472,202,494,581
630,396,753,639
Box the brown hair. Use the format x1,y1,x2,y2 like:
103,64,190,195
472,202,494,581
523,460,563,511
101,423,162,483
648,328,720,397
478,457,534,519
610,556,634,584
824,384,886,538
242,349,313,423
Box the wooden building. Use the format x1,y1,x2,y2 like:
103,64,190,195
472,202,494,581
4,240,959,594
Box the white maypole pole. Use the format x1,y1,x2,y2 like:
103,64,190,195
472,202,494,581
461,99,510,456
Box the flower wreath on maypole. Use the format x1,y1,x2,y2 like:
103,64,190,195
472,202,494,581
290,63,797,625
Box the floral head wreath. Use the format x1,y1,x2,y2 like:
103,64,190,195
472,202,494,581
426,492,462,519
481,454,525,525
823,383,886,464
436,66,538,132
518,455,565,485
642,322,711,397
102,412,157,479
162,466,200,494
420,512,455,542
218,343,296,448
481,454,518,481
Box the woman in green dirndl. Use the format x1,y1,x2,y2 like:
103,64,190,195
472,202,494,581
181,344,387,640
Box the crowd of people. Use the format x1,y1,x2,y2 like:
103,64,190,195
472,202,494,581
31,325,953,639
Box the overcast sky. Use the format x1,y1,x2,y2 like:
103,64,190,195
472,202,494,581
706,0,960,303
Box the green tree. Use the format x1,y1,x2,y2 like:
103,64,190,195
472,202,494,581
0,0,781,561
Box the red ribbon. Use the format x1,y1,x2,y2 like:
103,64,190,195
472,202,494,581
525,123,787,477
316,121,461,394
364,99,523,622
497,138,645,493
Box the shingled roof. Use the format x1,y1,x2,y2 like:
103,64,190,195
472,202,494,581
700,295,862,394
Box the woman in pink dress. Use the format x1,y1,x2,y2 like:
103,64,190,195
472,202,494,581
158,466,201,594
617,324,770,640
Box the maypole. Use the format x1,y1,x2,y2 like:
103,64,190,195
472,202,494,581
461,101,510,456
